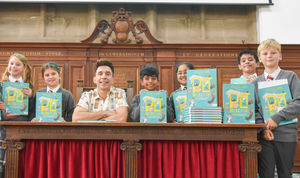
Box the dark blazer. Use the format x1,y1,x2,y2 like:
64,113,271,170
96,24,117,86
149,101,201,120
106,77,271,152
34,87,76,122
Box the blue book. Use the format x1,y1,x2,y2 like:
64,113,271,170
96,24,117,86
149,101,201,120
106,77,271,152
36,92,62,122
2,81,29,115
172,90,188,122
223,84,255,124
187,69,217,107
140,90,167,123
258,79,298,125
230,77,247,84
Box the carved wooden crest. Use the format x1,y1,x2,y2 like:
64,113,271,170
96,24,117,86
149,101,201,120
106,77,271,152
81,8,162,44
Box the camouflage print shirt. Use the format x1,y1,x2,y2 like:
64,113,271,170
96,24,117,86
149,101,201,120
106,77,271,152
77,87,128,112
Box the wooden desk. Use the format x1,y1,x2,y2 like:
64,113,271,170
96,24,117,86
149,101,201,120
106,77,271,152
0,122,264,178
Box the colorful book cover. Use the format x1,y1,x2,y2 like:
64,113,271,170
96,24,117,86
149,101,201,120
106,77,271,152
2,81,29,115
258,79,298,125
230,77,247,84
36,92,62,122
140,90,167,123
223,84,255,124
187,69,217,107
173,90,188,122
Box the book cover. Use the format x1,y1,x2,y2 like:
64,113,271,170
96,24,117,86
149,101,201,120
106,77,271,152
258,79,298,125
230,77,247,84
187,69,217,107
173,90,188,122
223,84,255,124
36,92,62,122
2,81,29,115
140,90,167,123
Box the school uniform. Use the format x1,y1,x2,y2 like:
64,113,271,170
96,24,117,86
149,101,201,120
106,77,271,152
34,86,75,122
0,76,34,178
253,68,300,178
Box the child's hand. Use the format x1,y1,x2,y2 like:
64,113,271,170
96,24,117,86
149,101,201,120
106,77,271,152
0,102,5,110
263,129,274,141
22,87,32,97
5,112,20,120
266,118,278,130
61,117,66,122
31,118,37,122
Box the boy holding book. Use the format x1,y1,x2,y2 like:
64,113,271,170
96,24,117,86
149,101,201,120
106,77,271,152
129,65,174,122
253,39,300,178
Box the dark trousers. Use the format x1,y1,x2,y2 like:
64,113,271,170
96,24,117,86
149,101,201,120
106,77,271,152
258,140,297,178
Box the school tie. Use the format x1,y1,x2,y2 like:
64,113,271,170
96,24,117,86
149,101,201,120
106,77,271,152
15,80,19,83
267,75,274,81
183,86,187,90
49,90,53,93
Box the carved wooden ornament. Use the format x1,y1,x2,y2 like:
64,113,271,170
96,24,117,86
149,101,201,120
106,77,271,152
81,8,162,44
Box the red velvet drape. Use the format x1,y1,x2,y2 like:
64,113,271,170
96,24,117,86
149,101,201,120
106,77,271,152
19,140,243,178
138,141,243,178
19,140,124,178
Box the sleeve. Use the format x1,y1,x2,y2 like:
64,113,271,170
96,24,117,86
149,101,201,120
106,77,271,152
115,89,128,108
166,97,175,123
169,92,175,115
77,92,90,111
28,94,36,121
129,95,140,122
254,80,265,124
64,91,76,122
271,72,300,124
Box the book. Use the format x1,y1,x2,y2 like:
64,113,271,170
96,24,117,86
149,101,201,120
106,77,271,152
187,69,217,107
230,77,247,84
223,84,255,124
140,90,167,123
258,79,298,125
2,81,29,115
77,120,116,123
172,90,188,122
183,106,222,123
35,92,62,122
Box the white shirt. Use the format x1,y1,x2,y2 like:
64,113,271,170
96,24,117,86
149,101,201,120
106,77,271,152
47,85,60,93
180,85,187,90
264,67,281,80
8,75,23,83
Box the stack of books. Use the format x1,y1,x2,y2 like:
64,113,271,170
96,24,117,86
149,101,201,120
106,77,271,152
183,106,222,123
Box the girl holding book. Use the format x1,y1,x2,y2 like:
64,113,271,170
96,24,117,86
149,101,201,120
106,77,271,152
32,62,75,122
0,53,34,178
169,62,194,122
0,53,34,121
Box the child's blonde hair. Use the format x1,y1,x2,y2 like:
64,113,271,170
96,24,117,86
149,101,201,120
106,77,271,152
257,38,281,57
1,53,34,89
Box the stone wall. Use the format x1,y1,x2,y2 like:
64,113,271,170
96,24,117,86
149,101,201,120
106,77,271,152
0,3,257,44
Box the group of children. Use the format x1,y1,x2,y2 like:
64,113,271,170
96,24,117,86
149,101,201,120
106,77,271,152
0,38,299,178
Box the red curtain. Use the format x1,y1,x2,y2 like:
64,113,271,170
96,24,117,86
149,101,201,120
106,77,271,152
18,140,243,178
19,140,124,178
138,141,243,178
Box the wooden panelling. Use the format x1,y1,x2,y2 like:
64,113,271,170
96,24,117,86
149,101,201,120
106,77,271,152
69,65,84,103
159,65,174,96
